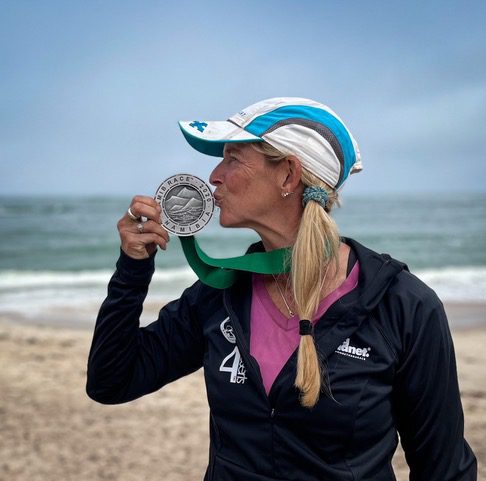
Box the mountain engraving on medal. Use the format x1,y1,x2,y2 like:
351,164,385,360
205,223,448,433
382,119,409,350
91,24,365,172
165,186,204,225
154,174,214,236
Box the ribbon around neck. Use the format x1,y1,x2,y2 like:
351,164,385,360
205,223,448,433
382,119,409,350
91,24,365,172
179,235,291,289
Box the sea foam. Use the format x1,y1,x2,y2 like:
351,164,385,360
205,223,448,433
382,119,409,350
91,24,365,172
0,266,484,324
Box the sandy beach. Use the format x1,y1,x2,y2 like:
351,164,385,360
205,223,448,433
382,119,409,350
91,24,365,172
1,303,484,481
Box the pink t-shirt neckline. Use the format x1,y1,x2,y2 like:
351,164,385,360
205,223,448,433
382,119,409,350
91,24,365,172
250,261,360,394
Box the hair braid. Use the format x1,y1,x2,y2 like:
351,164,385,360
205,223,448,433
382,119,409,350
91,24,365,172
251,142,341,408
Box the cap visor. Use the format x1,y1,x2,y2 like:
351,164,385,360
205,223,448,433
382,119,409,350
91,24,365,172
179,120,262,157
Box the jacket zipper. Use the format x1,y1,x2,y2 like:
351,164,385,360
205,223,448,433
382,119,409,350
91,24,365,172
222,291,272,404
270,408,276,473
223,290,278,474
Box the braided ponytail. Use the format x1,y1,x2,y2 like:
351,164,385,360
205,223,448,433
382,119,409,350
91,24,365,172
292,169,340,407
250,142,341,408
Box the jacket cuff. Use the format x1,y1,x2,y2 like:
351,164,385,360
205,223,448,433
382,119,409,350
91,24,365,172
115,248,156,284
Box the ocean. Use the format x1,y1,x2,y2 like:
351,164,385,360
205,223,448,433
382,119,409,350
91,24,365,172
1,193,485,326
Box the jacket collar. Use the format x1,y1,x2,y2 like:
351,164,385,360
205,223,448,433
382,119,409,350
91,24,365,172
223,237,406,359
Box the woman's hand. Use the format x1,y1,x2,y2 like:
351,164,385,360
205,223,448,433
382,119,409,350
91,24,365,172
118,195,170,259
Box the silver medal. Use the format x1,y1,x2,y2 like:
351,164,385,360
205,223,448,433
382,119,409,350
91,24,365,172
154,174,214,236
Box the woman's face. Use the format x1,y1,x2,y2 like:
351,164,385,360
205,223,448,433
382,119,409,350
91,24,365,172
209,143,283,230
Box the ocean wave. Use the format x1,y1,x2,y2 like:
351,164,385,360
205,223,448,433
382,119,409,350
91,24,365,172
415,266,486,302
0,266,485,301
0,267,198,323
0,266,484,323
0,267,197,290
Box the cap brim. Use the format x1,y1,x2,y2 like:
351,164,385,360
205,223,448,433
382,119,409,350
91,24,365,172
179,120,263,157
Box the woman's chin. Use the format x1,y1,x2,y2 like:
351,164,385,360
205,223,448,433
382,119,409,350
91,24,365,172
219,218,233,228
218,213,240,229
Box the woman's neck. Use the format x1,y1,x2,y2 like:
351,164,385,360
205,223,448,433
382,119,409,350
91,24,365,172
250,197,303,251
264,243,351,319
255,215,301,251
259,231,296,251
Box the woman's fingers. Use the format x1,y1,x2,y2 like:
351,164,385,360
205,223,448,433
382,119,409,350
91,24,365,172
118,196,170,259
127,195,161,224
138,219,170,244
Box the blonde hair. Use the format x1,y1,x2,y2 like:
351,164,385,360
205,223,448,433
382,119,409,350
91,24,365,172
251,142,340,408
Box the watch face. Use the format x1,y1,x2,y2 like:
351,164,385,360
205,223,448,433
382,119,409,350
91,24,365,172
154,174,214,236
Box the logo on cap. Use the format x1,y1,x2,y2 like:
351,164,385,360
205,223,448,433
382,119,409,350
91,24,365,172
189,121,208,133
154,174,214,236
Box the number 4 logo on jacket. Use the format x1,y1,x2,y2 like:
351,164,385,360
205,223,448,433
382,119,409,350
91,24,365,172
219,317,247,384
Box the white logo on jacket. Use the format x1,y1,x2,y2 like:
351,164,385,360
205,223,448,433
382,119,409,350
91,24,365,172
219,317,247,384
335,338,371,360
220,317,236,344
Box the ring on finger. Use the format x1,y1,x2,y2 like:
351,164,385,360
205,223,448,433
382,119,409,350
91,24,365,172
127,207,141,222
137,222,144,234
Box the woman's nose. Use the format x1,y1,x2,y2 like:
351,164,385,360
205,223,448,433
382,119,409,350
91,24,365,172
209,160,224,186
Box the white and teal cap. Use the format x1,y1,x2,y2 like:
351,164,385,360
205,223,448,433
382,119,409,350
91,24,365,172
179,97,362,190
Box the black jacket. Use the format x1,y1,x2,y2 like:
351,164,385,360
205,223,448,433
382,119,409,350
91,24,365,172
86,238,477,480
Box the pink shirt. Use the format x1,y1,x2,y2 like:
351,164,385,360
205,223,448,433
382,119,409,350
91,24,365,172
250,261,360,395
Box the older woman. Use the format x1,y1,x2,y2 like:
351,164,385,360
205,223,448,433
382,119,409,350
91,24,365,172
87,98,476,480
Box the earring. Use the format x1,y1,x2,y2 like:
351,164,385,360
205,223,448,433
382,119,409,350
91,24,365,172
281,191,294,198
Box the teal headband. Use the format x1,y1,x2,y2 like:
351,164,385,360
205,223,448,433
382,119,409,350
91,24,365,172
302,186,329,209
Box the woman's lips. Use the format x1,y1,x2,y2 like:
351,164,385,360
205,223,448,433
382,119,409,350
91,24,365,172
213,193,222,207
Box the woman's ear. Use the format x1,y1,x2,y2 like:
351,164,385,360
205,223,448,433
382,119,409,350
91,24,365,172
281,155,302,192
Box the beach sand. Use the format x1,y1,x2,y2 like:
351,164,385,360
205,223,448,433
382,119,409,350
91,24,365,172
0,303,484,481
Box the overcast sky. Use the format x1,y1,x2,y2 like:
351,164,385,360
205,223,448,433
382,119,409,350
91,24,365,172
1,0,485,196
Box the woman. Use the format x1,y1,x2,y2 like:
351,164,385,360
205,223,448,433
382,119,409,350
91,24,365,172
87,98,477,480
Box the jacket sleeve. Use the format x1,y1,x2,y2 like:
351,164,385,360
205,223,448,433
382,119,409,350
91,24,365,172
86,250,205,404
393,292,477,481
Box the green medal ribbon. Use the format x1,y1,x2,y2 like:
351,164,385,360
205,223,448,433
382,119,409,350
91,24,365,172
179,235,291,289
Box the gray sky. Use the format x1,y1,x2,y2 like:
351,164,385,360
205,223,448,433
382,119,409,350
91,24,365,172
1,0,485,196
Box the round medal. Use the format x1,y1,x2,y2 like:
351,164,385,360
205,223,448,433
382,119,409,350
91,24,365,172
154,174,214,236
